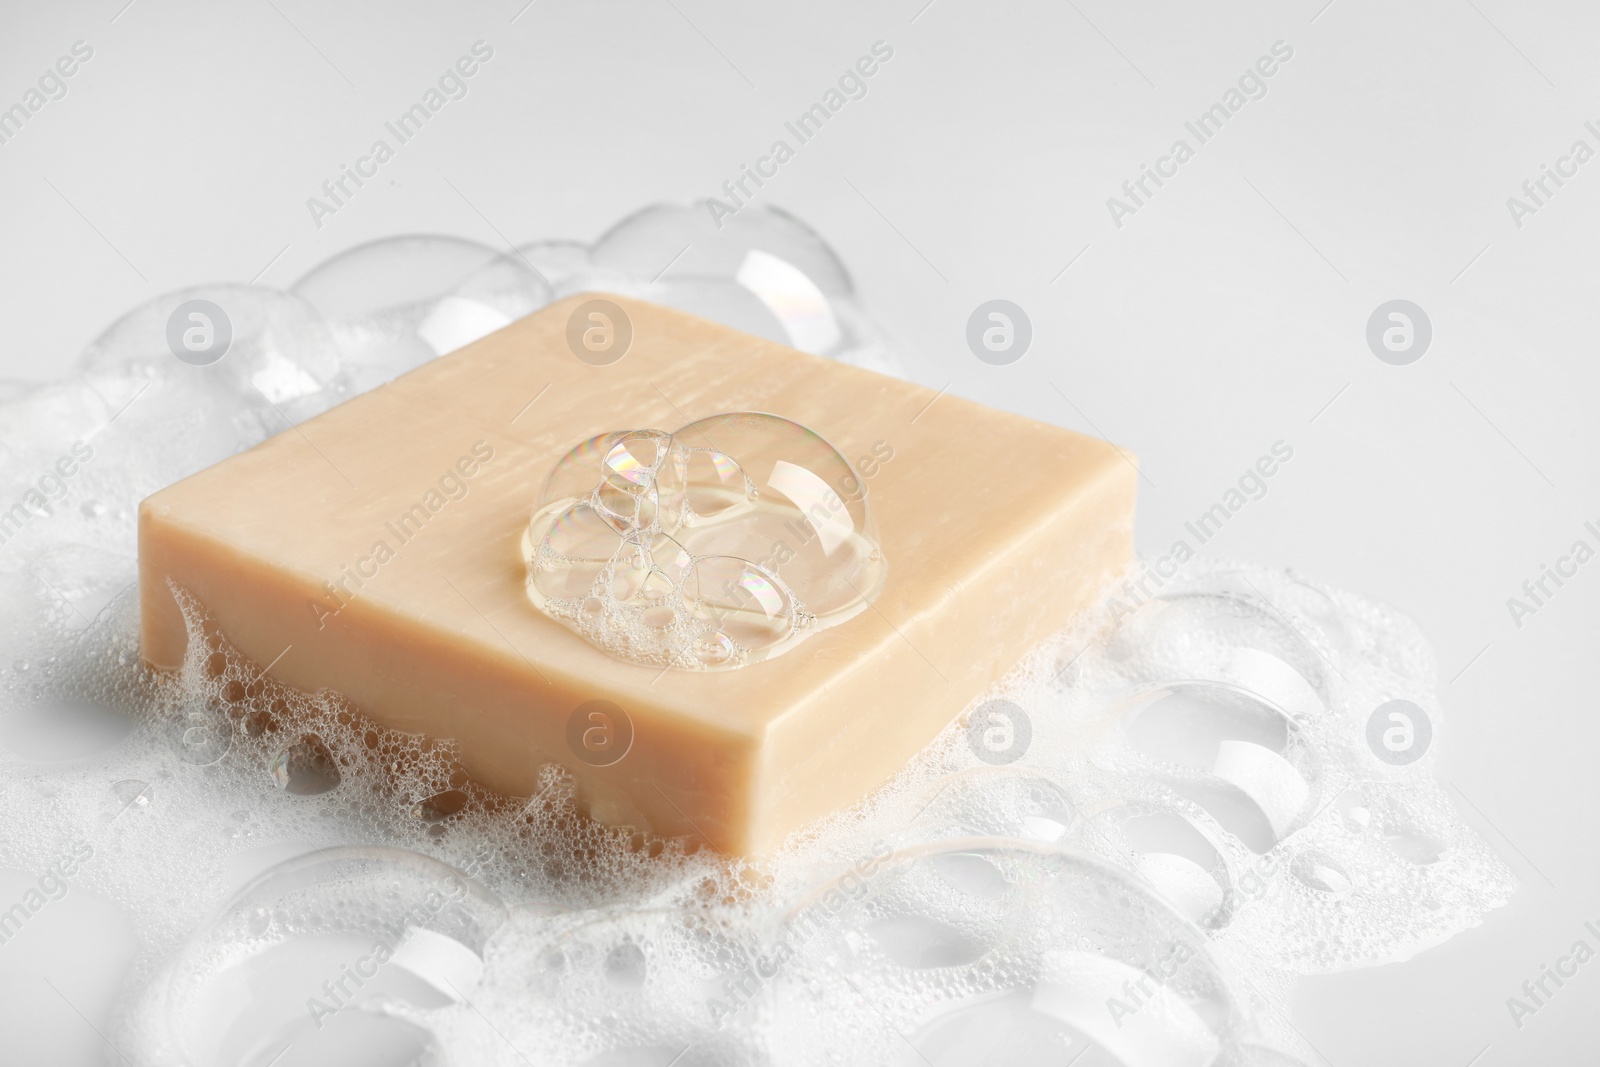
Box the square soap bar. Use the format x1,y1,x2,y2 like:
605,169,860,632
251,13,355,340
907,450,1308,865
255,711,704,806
139,295,1135,854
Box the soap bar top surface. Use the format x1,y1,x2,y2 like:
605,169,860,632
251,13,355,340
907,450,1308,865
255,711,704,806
139,294,1135,853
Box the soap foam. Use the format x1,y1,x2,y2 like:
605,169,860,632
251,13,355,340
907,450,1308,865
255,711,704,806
0,205,1512,1066
525,414,887,670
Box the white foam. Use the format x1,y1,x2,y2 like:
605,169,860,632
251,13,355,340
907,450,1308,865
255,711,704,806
0,207,1512,1067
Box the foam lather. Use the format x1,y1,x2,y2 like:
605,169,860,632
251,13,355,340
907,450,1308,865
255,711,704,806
0,216,1512,1065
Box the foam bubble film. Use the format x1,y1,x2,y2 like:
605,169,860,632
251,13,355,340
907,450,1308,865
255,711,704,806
0,204,1512,1066
524,413,888,671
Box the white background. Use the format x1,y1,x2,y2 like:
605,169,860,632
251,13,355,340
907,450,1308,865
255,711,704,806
1,0,1597,1063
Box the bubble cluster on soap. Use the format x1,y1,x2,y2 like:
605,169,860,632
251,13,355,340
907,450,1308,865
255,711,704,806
0,208,1514,1067
524,413,886,670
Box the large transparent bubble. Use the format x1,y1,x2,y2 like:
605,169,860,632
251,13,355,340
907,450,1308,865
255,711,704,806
524,412,886,670
557,202,901,375
770,840,1246,1067
160,846,506,1067
292,235,553,393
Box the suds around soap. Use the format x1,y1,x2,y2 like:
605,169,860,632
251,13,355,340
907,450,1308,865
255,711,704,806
0,557,1516,1065
0,222,1513,1065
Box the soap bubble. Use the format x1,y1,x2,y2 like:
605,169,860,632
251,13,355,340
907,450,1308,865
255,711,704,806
0,379,111,472
1105,586,1332,723
411,789,470,823
291,235,553,392
525,412,885,670
672,413,881,617
587,203,900,373
902,766,1079,846
293,235,543,323
165,298,234,366
1074,800,1238,930
772,840,1245,1067
1046,562,1515,975
513,239,599,293
1289,849,1353,896
503,908,771,1066
1098,681,1323,855
83,284,340,422
268,734,342,795
163,846,506,1067
166,697,234,766
594,203,853,300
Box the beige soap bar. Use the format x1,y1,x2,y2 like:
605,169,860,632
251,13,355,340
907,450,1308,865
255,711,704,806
139,294,1135,854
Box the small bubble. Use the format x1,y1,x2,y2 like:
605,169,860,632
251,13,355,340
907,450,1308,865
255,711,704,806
1290,851,1353,895
1335,792,1371,832
111,779,151,811
692,632,734,667
268,735,341,795
412,789,469,823
1385,830,1446,866
168,703,232,765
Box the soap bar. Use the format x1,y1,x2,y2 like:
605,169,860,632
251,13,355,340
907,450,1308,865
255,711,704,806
139,295,1135,854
